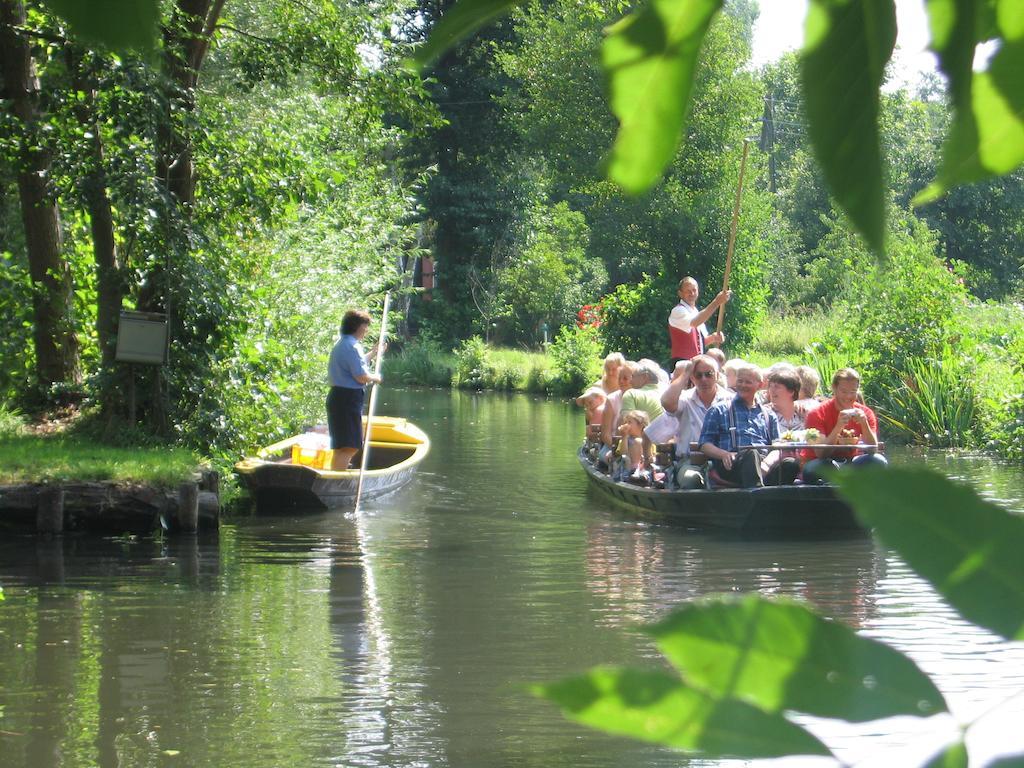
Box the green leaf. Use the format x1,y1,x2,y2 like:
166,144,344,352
800,0,896,253
38,0,160,52
924,0,991,110
601,0,723,193
648,595,947,722
410,0,523,71
985,755,1024,768
533,666,831,758
915,2,1024,204
922,741,969,768
835,466,1024,641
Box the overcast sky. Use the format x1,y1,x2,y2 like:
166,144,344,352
750,0,937,89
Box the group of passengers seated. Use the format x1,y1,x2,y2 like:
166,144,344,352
577,352,887,489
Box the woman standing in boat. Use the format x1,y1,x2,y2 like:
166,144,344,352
327,309,383,471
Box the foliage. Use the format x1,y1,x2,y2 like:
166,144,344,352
742,308,830,361
876,348,977,448
410,0,1024,258
800,0,894,252
810,213,970,397
452,336,496,390
0,252,34,404
495,202,606,344
536,467,1024,763
0,404,26,438
546,324,603,395
601,0,722,193
384,338,455,387
597,274,674,363
990,394,1024,462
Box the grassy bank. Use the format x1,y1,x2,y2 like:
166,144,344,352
383,336,596,395
0,407,202,487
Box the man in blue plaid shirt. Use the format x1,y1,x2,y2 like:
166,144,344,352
699,362,779,487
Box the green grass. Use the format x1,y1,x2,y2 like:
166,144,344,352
0,432,202,487
745,309,834,360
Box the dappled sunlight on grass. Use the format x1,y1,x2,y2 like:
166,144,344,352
0,433,201,487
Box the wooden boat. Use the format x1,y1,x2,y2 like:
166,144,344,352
235,417,429,510
577,447,866,535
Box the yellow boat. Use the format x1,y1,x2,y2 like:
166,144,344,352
234,416,430,510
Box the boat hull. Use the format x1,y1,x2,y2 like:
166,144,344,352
578,449,865,535
235,419,429,511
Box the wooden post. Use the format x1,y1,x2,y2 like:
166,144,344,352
200,469,219,497
36,486,64,535
716,139,751,334
354,292,391,515
177,482,199,532
127,363,136,424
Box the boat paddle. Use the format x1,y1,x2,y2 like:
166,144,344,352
354,291,391,515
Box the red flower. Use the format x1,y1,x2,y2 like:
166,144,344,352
577,303,603,328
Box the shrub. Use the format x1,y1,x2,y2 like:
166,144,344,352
525,362,555,394
988,394,1024,462
599,274,674,363
548,324,603,395
812,213,970,400
384,338,454,387
452,336,495,390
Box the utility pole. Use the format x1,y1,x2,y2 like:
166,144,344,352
759,94,777,194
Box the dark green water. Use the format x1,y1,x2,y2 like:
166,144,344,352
2,389,1023,767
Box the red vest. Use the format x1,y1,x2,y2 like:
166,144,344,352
669,323,703,360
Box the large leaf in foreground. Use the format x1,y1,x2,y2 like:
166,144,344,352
986,755,1024,767
800,0,896,253
39,0,160,52
533,667,830,758
922,740,968,768
648,596,946,722
835,466,1024,641
410,0,522,71
601,0,723,194
915,2,1024,203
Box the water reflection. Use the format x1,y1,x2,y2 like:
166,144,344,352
584,523,884,631
1,389,1024,767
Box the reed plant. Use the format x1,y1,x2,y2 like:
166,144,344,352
876,350,977,448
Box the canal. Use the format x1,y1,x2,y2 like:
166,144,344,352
1,388,1023,767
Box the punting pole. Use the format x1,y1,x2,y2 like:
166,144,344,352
716,139,751,334
354,292,391,515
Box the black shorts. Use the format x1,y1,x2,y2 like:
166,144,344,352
326,386,365,450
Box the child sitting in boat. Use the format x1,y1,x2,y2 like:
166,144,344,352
576,386,607,443
617,409,655,482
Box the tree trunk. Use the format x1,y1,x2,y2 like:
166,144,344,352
0,0,80,393
140,0,226,317
65,46,123,367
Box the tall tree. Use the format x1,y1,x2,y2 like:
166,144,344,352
64,45,124,366
400,0,525,338
0,0,80,393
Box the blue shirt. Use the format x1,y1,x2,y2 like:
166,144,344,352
699,395,779,453
328,334,370,389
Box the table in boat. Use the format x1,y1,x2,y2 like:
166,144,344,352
738,442,884,453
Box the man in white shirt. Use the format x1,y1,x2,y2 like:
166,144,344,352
668,276,731,367
661,354,731,488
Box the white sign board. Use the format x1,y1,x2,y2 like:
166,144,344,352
115,311,168,365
